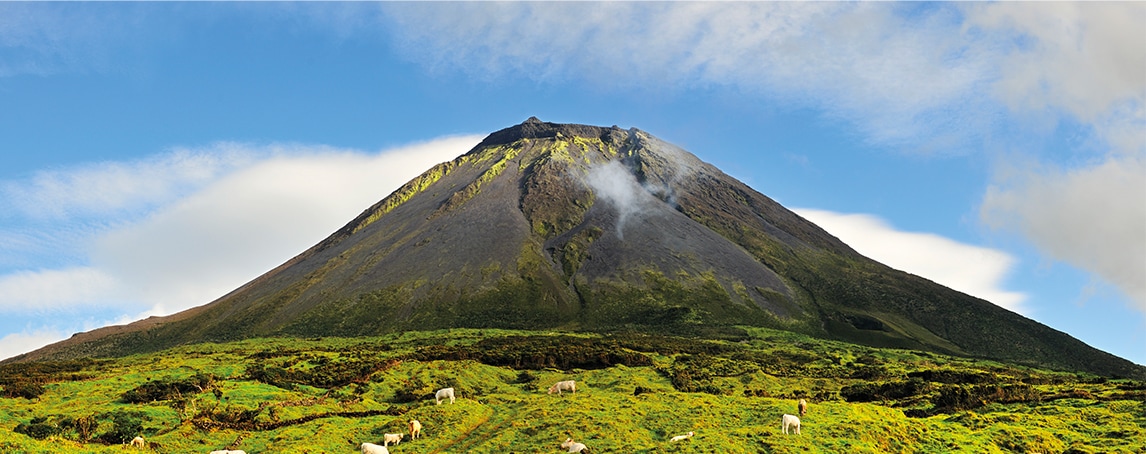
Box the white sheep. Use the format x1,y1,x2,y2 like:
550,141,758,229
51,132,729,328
130,436,145,448
561,437,589,453
548,380,576,395
359,442,389,454
782,414,801,435
435,387,456,405
669,431,694,442
798,398,807,416
383,433,404,446
409,419,422,439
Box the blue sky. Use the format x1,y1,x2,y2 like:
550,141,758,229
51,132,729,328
1,2,1143,365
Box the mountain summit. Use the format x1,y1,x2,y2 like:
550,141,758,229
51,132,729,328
19,118,1143,378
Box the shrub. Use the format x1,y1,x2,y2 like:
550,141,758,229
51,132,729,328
15,416,64,440
515,370,537,384
0,359,100,400
121,373,216,403
907,369,992,384
2,381,46,399
840,378,928,403
410,335,652,370
96,410,145,445
246,355,398,389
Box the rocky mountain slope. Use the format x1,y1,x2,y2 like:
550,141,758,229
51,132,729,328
15,118,1143,379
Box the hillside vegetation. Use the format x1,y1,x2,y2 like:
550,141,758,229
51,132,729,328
2,328,1143,453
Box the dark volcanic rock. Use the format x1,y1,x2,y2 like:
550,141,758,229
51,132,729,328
477,116,628,148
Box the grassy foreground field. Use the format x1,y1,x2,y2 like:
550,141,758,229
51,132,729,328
1,327,1143,453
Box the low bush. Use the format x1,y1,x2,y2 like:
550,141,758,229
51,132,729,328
96,410,146,445
840,378,928,403
121,373,216,403
14,416,65,440
2,381,46,399
907,369,992,384
409,335,653,370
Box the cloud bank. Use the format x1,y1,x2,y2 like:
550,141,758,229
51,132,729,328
796,209,1028,315
0,328,67,361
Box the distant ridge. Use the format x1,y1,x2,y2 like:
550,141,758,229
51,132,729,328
14,118,1144,379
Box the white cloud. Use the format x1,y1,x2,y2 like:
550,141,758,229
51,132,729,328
966,3,1146,315
964,2,1145,125
2,146,257,220
583,161,650,240
981,155,1146,313
0,327,68,361
795,208,1028,314
0,267,121,311
382,2,994,149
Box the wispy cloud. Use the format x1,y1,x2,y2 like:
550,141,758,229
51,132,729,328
0,267,120,312
383,3,995,150
2,146,257,220
0,2,143,77
796,208,1028,315
583,161,649,240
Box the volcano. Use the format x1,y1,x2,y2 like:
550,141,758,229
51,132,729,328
18,118,1143,378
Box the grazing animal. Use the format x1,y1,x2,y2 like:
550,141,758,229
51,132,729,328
130,436,145,448
408,419,422,439
548,380,576,395
561,437,589,453
669,431,694,442
383,433,404,446
782,414,801,435
359,442,389,454
208,451,246,454
798,398,807,416
435,387,456,405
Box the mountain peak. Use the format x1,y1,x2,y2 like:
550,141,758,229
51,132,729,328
476,117,628,148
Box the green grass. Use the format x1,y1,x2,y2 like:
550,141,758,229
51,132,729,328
1,328,1143,453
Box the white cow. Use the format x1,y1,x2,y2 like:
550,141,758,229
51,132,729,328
669,431,694,442
408,419,422,439
435,387,456,405
208,451,246,454
548,380,576,395
561,437,589,453
782,414,801,435
383,433,404,446
130,436,145,448
359,442,389,454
